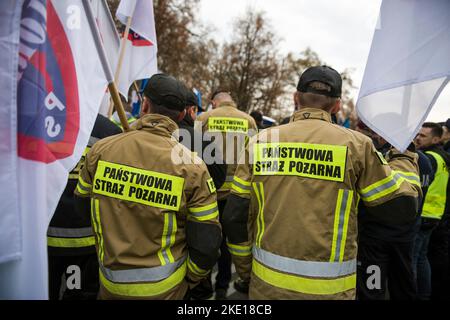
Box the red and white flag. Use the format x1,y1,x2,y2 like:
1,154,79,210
0,0,108,299
116,0,158,99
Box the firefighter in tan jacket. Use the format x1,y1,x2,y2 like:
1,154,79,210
74,74,221,300
195,91,257,298
222,66,422,300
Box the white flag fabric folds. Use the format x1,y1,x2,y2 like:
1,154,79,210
0,0,108,299
116,0,158,99
357,0,450,151
91,0,120,116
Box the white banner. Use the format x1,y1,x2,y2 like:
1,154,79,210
0,0,108,299
357,0,450,151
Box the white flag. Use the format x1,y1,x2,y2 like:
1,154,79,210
91,0,120,116
0,0,108,299
116,0,158,99
356,0,450,151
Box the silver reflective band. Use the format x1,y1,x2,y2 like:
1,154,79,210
100,256,186,283
190,206,218,218
253,247,356,278
161,213,176,265
333,190,351,262
360,173,401,199
233,179,251,191
47,227,94,238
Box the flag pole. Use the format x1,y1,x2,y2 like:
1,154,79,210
107,9,135,118
82,0,130,131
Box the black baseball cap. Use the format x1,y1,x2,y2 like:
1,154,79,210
184,88,205,111
144,74,187,111
445,118,450,129
297,66,342,98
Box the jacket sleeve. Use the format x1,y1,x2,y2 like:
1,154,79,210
202,138,227,190
357,140,421,227
222,142,255,282
185,161,222,287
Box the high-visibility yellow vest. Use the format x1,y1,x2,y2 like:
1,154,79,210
422,151,449,220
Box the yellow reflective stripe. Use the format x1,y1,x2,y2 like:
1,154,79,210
219,181,233,191
234,176,251,187
208,117,249,133
157,213,177,265
99,261,187,297
227,242,252,256
78,175,91,189
393,170,421,187
188,202,219,221
76,184,90,195
339,191,353,262
253,142,347,182
47,236,95,248
359,172,404,202
93,160,185,211
91,199,104,263
187,258,209,276
253,183,263,248
330,190,344,262
252,259,356,295
231,183,251,195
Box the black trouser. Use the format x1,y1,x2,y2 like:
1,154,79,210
215,199,232,291
357,237,417,300
428,218,450,300
48,253,99,300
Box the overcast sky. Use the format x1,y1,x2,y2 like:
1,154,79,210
199,0,449,122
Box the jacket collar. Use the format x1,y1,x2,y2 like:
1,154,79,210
217,101,237,109
133,113,179,137
292,107,333,123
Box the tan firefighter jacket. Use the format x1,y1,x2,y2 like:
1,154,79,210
223,108,421,300
75,114,222,300
197,101,258,200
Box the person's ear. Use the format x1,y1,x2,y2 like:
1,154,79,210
177,109,186,122
330,99,341,114
141,98,151,115
293,92,300,110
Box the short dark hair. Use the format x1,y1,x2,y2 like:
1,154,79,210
298,82,339,110
423,122,443,138
210,88,230,101
149,101,183,123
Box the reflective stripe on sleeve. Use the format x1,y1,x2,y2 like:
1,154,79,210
47,236,95,248
359,172,403,202
393,170,421,187
227,242,252,257
188,203,219,221
231,176,252,195
47,227,93,238
187,257,210,277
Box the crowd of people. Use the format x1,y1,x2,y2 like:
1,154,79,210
47,66,450,300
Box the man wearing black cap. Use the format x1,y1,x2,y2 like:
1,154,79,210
74,74,222,300
222,66,421,299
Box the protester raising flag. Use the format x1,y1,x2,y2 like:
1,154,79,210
357,0,450,151
0,0,109,298
115,0,158,100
